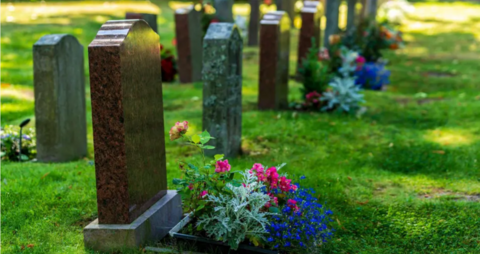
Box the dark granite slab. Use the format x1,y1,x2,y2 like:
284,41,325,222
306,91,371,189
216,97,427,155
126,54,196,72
297,1,322,74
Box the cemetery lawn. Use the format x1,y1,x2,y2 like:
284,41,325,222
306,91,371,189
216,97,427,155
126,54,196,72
2,1,480,253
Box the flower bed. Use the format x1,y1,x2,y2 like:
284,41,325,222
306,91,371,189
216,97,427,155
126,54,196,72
168,121,334,253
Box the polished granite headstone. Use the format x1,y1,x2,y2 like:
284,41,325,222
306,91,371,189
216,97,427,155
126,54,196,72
259,11,290,110
248,0,260,46
175,5,203,83
125,13,158,33
202,23,242,158
324,0,340,47
297,1,322,74
33,34,87,162
88,20,167,225
275,0,295,26
213,0,234,22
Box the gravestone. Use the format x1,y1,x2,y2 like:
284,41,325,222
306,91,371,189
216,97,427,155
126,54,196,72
125,12,158,33
84,20,181,252
346,0,357,31
324,0,340,47
33,34,87,162
248,0,260,46
275,0,295,26
297,1,322,74
213,0,234,22
175,6,203,83
259,11,290,110
364,0,377,20
202,23,242,158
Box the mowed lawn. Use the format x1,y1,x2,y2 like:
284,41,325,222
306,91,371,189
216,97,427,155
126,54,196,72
2,1,480,253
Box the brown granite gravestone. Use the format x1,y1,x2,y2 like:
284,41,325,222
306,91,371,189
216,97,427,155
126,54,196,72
275,0,295,26
202,23,243,158
324,0,340,47
248,0,260,46
297,1,322,74
88,20,167,225
175,6,203,83
125,13,158,33
258,11,291,110
84,20,181,252
33,34,87,162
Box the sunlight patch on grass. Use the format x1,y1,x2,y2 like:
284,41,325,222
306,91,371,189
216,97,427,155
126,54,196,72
424,128,476,147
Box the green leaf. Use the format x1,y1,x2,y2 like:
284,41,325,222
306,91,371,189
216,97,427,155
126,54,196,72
269,207,280,213
199,131,212,144
214,154,224,161
192,134,201,144
20,155,29,161
203,145,215,149
196,204,205,212
187,163,198,170
172,178,184,185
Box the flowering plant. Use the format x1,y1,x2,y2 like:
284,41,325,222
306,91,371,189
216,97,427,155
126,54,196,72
160,44,178,82
1,125,36,161
170,121,334,251
355,61,391,90
266,178,334,252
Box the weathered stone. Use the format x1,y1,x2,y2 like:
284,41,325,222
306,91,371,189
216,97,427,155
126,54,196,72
275,0,295,26
213,0,234,22
248,0,260,46
364,0,377,19
84,191,182,252
297,1,322,74
88,20,167,225
346,0,357,31
175,6,203,83
259,11,290,110
324,0,340,47
125,13,158,33
33,34,87,162
202,23,242,158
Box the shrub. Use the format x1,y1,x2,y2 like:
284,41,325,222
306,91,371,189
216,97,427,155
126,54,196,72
1,125,36,161
299,38,333,97
321,77,365,112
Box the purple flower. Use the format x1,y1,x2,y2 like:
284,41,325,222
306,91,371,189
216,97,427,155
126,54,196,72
22,135,31,141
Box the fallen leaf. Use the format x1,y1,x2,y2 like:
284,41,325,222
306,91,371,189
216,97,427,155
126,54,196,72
329,122,336,126
27,244,34,248
68,186,72,189
389,143,394,147
40,172,50,180
21,246,25,250
347,176,352,181
432,150,445,154
356,200,369,205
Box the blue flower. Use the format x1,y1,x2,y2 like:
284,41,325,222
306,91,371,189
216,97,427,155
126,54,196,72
300,175,306,180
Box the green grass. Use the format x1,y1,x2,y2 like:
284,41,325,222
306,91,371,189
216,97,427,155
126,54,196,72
2,1,480,253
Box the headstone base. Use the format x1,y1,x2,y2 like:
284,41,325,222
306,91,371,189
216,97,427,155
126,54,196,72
83,191,182,252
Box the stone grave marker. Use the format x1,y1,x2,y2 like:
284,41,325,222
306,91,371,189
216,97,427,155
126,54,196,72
248,0,260,46
297,1,322,74
125,12,158,33
83,20,181,252
258,11,290,110
364,0,378,20
324,0,340,47
33,34,87,162
213,0,234,22
202,23,242,158
275,0,295,26
175,5,203,83
346,0,357,31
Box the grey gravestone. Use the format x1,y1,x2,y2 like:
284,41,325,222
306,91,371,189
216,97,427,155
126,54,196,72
84,20,181,252
33,34,87,162
202,23,242,158
364,0,377,19
276,0,295,26
248,0,260,46
175,6,203,83
259,11,290,110
125,13,158,33
347,0,357,31
324,0,340,47
213,0,234,22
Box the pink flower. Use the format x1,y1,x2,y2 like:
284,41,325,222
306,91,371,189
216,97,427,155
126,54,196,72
266,167,279,189
290,184,298,191
287,199,299,211
318,48,330,61
356,55,366,71
201,190,208,198
188,184,194,190
215,159,231,173
279,176,292,192
251,163,267,181
169,121,189,141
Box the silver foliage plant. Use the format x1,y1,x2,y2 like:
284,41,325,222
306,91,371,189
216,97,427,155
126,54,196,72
321,77,365,112
196,170,271,250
